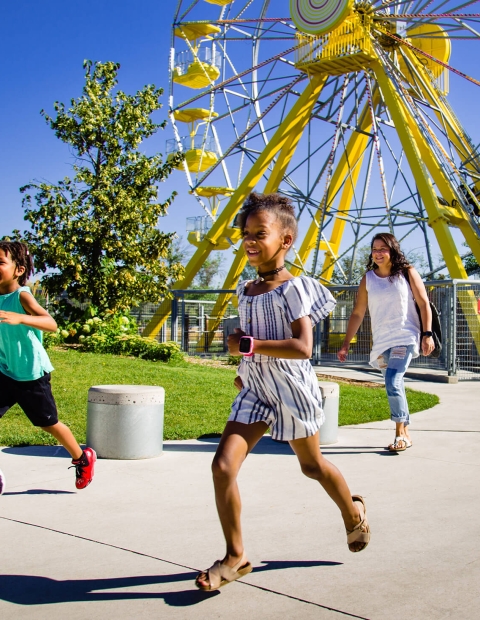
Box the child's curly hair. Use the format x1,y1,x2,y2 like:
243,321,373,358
0,241,35,286
366,232,411,281
236,192,298,242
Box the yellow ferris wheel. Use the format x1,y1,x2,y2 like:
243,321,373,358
145,0,480,347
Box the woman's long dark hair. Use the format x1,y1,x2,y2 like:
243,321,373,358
366,233,411,281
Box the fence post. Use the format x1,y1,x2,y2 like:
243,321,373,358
452,281,457,377
171,295,178,343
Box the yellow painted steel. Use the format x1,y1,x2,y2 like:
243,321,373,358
173,108,218,123
295,12,376,76
398,23,451,94
168,149,218,172
171,109,219,173
374,61,480,351
143,73,327,338
204,0,231,5
196,115,329,349
172,61,220,89
174,23,221,40
191,186,234,198
290,94,378,279
400,46,480,216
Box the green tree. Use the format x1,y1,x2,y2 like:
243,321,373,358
19,60,184,316
330,245,371,284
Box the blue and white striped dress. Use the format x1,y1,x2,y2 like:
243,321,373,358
229,276,336,441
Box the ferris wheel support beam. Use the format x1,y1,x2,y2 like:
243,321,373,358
374,61,480,351
143,72,327,338
290,93,380,279
401,47,480,183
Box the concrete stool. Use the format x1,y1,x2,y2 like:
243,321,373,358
318,381,339,445
86,385,165,459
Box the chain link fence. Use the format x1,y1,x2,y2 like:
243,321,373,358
135,280,480,379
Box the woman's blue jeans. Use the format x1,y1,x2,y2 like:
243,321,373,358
375,344,415,426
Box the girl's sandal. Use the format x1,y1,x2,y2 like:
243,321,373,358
347,495,371,553
195,553,253,591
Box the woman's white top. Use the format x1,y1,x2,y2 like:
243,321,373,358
365,269,420,365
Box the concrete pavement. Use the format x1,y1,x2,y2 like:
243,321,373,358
1,372,479,619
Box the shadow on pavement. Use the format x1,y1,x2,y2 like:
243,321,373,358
0,573,218,606
0,560,340,607
255,560,342,571
2,489,76,496
1,446,71,458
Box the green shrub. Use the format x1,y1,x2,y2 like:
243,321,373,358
46,307,184,363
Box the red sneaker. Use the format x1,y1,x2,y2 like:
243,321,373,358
71,447,97,490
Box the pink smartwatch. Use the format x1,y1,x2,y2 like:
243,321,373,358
239,336,254,356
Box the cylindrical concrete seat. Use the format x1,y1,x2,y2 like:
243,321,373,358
86,385,165,459
318,381,339,445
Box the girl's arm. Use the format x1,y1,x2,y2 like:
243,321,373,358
337,275,368,362
0,291,57,332
407,267,435,356
228,316,314,360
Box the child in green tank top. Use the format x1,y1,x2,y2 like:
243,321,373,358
0,241,96,494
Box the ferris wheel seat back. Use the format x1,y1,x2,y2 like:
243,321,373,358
204,0,231,5
295,12,376,76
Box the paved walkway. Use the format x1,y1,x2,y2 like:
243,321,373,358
1,372,479,619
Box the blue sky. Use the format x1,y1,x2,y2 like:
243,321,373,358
0,0,193,238
1,1,480,267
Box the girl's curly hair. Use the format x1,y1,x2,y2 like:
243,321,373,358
0,241,35,286
366,232,411,281
236,192,298,242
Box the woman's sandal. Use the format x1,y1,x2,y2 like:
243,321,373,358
347,495,371,553
195,552,253,591
388,436,412,452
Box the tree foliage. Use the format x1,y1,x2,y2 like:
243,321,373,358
19,60,184,316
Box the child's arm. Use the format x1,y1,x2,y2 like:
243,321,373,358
337,276,368,362
0,291,57,332
228,317,314,360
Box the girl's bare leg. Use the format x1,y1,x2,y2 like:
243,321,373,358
196,420,268,587
41,422,82,460
289,433,366,552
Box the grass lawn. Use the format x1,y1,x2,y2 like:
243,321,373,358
0,348,439,447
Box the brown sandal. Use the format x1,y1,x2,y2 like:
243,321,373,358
347,495,371,553
195,553,252,591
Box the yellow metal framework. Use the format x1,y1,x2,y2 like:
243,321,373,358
147,5,480,353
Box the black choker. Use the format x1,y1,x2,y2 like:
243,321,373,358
254,265,285,284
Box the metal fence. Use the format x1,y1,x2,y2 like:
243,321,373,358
137,280,480,380
132,291,239,356
313,280,480,380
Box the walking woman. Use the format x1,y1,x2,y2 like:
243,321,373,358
337,233,435,452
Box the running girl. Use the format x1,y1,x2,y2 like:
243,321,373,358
195,193,370,591
0,241,96,492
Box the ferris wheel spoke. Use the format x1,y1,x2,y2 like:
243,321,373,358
453,16,480,37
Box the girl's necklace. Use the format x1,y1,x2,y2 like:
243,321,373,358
254,265,285,285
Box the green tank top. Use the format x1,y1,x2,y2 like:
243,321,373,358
0,287,54,381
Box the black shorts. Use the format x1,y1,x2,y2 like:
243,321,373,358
0,371,58,427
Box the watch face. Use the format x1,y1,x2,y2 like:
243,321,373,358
239,337,252,353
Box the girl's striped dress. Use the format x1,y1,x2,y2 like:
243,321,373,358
229,276,336,441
